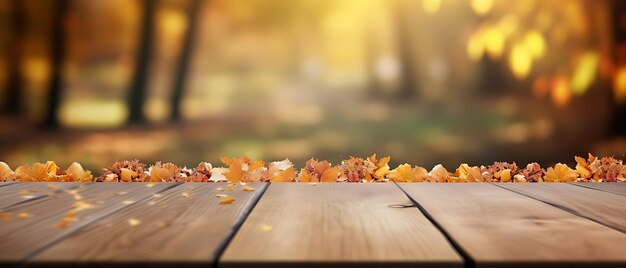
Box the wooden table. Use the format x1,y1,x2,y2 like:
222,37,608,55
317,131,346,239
0,182,625,267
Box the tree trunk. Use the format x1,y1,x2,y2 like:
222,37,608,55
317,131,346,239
610,0,626,136
127,0,158,125
41,0,68,128
3,0,25,116
170,0,202,121
392,0,418,100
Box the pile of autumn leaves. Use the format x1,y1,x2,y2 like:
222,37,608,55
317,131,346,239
1,154,625,183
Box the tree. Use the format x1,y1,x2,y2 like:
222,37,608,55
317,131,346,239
392,0,419,99
170,0,202,121
126,0,158,125
610,0,626,136
3,0,25,116
42,0,69,128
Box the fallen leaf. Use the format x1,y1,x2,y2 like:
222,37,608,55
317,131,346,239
545,163,578,182
261,224,273,232
18,213,32,219
242,186,255,191
122,200,134,205
320,167,341,182
128,218,141,226
65,162,93,182
145,183,155,188
47,184,59,190
220,196,236,204
0,162,16,181
182,192,190,197
0,212,10,221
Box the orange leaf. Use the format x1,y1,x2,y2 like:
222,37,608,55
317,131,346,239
224,160,243,183
320,167,341,182
270,166,295,182
220,196,236,204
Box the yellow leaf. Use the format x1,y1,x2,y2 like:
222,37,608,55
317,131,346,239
66,162,93,182
374,165,390,179
128,218,141,226
545,163,578,182
261,224,273,232
429,164,449,182
499,169,512,182
120,168,135,182
389,164,412,182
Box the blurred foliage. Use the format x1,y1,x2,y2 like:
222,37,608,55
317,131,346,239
0,0,624,170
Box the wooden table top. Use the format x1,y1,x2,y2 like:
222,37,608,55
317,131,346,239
0,182,625,267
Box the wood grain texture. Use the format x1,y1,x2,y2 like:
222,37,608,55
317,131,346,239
32,183,267,265
0,182,17,187
0,182,81,210
0,182,178,262
499,183,626,232
398,183,626,266
221,183,462,268
570,182,626,196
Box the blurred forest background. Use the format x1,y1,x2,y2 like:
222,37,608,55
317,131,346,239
0,0,625,172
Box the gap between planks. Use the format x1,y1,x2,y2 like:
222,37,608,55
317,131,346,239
393,182,475,268
0,182,83,211
212,183,270,268
27,183,269,267
396,183,626,266
0,182,182,263
219,183,463,268
22,182,183,262
495,183,626,234
567,182,626,196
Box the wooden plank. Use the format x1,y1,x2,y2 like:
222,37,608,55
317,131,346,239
0,182,179,262
500,183,626,232
31,183,267,266
0,182,82,210
0,182,17,187
398,183,626,266
570,183,626,196
220,183,463,267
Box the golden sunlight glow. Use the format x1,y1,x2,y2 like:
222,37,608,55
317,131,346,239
467,31,484,62
60,100,128,128
22,57,49,83
570,52,598,95
422,0,443,14
498,15,518,36
551,76,572,106
471,0,494,15
159,9,188,37
509,42,532,79
523,31,546,59
484,27,505,59
614,67,626,103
